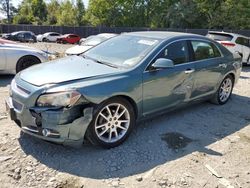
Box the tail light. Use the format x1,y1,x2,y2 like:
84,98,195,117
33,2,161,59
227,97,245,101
220,41,235,47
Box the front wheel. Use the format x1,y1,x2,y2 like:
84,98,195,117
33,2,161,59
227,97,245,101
86,98,135,148
210,75,234,105
16,56,41,73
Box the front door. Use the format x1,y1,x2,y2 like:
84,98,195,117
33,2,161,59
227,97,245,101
142,40,195,116
0,45,6,70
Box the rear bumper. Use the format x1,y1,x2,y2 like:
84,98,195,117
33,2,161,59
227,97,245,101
6,97,93,147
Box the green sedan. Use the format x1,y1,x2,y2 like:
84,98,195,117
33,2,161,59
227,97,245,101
6,32,242,148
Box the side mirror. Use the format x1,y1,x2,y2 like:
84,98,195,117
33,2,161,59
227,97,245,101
151,58,174,70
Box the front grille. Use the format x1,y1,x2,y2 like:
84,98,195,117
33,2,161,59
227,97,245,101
16,85,31,95
11,79,31,97
12,99,23,112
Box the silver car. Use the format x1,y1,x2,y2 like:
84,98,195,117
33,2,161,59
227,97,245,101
0,39,48,74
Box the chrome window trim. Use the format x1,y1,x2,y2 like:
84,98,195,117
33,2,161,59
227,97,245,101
144,37,224,72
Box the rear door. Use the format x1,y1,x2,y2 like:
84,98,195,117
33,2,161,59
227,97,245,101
142,40,196,115
189,40,225,99
24,33,32,42
49,33,60,42
236,37,250,63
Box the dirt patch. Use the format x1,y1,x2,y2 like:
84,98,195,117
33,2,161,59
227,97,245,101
161,132,193,150
239,133,250,143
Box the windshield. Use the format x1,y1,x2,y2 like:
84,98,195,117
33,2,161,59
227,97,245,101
82,36,110,46
83,35,160,68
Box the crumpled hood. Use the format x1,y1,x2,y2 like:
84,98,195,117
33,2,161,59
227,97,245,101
20,56,122,86
65,45,93,55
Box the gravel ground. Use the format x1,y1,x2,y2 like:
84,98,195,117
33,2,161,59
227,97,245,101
24,42,75,57
0,42,250,188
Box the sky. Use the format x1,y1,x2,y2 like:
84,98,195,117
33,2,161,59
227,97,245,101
0,0,89,19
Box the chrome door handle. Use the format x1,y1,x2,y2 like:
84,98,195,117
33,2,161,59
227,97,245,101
219,63,227,68
185,69,195,74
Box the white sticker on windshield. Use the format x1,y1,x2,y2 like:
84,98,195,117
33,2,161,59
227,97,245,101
138,40,157,46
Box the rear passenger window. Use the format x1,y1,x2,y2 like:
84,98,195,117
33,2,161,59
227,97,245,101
51,33,59,36
191,41,221,61
236,37,250,47
157,41,189,65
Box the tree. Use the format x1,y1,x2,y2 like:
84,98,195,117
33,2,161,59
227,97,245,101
162,0,208,28
7,0,250,29
76,0,85,26
220,0,250,29
31,0,47,23
13,0,47,24
194,0,225,28
85,0,119,26
0,0,17,23
46,0,60,25
57,0,77,26
13,0,34,24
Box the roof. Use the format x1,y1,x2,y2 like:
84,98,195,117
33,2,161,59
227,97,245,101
11,31,34,35
96,33,117,38
44,32,60,35
125,31,201,40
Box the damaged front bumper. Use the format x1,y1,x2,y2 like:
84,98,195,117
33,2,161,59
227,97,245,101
6,97,93,147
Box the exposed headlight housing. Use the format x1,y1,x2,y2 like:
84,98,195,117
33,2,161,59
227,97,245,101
36,91,82,107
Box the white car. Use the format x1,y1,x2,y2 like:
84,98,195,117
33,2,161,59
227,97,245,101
207,31,250,64
65,33,117,56
0,38,48,74
37,32,62,42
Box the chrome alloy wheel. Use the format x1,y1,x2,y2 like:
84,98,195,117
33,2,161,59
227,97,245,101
94,103,130,143
219,78,233,103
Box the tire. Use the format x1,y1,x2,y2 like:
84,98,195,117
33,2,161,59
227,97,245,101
86,97,135,148
16,56,41,73
210,75,234,105
42,38,47,42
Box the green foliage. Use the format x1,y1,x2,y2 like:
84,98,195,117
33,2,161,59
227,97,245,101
46,0,60,25
76,0,85,26
5,0,250,29
56,0,77,26
13,0,47,24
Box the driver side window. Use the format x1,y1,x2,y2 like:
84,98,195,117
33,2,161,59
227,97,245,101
157,40,189,65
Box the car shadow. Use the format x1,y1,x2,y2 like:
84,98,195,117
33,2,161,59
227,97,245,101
241,65,250,73
18,93,250,179
0,75,14,87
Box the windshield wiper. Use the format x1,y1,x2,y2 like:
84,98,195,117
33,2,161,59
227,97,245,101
82,55,119,68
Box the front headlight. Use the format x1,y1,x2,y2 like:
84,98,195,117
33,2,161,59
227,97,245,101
36,91,81,107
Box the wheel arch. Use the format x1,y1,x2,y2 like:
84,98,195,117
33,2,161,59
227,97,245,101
16,55,41,72
100,95,139,120
227,72,235,83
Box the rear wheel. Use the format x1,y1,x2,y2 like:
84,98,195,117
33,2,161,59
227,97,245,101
210,75,234,105
86,98,135,148
16,56,41,73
